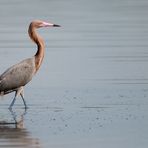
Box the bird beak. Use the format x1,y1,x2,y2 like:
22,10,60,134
53,24,61,27
42,22,61,27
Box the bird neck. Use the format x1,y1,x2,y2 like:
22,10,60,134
28,26,45,72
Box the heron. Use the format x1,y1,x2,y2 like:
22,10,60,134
0,20,60,109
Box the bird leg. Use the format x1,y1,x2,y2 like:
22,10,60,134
20,88,28,109
9,87,28,109
17,87,28,109
9,92,17,109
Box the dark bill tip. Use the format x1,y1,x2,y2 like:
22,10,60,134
53,24,61,27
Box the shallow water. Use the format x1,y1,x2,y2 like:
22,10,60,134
0,0,148,148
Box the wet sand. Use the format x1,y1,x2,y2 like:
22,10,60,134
0,0,148,147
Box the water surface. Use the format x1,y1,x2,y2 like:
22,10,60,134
0,0,148,148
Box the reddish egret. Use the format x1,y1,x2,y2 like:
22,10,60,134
0,20,60,108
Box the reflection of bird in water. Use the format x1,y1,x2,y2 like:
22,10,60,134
0,108,27,128
0,127,41,148
0,20,60,109
9,108,27,128
0,108,41,148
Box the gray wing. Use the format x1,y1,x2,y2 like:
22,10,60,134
0,57,36,92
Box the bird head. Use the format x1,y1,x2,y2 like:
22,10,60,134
30,20,60,28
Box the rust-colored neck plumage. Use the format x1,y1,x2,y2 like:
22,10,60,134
28,23,45,72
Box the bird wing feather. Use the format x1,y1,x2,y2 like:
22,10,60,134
0,57,36,92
